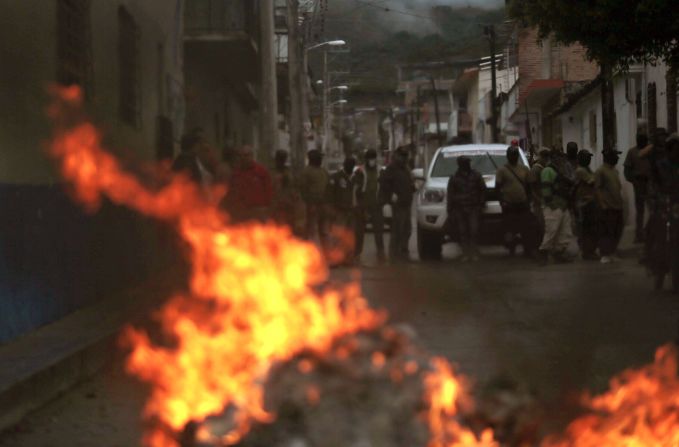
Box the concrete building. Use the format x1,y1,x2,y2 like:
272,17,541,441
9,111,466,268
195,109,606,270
507,26,599,150
183,0,261,157
0,0,185,343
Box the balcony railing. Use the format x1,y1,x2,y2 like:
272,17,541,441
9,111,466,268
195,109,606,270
185,0,259,40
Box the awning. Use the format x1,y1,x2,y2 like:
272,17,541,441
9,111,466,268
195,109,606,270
521,79,565,106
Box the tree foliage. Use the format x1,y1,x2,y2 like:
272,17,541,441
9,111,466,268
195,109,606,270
509,0,679,68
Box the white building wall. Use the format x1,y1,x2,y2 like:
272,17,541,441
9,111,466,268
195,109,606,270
646,63,669,129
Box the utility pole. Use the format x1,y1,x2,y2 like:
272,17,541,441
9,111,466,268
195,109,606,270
485,25,499,143
259,0,278,167
322,50,330,154
429,76,443,147
287,0,305,172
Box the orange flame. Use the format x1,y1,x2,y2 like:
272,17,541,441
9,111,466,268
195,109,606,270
424,358,498,447
51,86,679,447
542,344,679,447
48,86,384,445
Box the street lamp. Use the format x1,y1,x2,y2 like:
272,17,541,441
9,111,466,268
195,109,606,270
306,40,346,52
329,99,348,107
306,40,347,153
329,85,349,92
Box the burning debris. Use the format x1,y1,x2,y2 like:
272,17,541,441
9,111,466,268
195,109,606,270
47,86,679,447
183,326,433,447
47,86,489,447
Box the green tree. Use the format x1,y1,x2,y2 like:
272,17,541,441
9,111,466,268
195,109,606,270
509,0,679,149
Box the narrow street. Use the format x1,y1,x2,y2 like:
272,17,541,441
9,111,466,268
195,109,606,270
2,235,676,446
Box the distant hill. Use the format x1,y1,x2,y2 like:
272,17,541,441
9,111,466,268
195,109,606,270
318,3,507,97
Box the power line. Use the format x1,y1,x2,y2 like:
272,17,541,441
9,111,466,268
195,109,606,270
351,0,436,21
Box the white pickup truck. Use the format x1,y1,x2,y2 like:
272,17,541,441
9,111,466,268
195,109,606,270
415,144,529,260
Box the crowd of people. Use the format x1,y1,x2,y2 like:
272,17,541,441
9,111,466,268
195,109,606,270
447,134,679,266
171,128,416,265
172,126,679,272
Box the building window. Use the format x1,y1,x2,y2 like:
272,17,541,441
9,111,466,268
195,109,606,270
636,89,643,119
667,70,677,133
648,82,657,133
56,0,93,97
589,110,597,147
119,7,142,127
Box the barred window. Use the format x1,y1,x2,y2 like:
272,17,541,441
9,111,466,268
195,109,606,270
56,0,93,97
119,7,142,127
648,82,657,133
667,70,677,133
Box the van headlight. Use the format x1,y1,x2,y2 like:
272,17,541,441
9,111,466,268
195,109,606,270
421,188,446,204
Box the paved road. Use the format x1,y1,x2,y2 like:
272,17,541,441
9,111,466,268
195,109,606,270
2,234,678,446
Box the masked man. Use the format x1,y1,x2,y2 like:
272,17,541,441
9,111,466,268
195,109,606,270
595,149,624,264
447,156,487,261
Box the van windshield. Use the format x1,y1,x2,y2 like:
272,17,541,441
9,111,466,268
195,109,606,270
430,151,522,178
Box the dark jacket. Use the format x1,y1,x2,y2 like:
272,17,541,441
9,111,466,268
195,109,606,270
446,169,486,213
328,169,355,211
379,162,414,208
171,152,202,183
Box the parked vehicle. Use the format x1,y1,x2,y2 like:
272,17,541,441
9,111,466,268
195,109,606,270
415,144,529,259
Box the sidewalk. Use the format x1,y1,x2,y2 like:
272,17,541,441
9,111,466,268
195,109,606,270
0,271,181,432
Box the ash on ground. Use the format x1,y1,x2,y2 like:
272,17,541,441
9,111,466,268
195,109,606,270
237,326,430,447
183,326,541,447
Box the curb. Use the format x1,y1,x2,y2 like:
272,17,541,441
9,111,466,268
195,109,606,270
0,273,177,433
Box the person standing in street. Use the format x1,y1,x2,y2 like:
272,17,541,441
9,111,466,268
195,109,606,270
574,149,599,260
538,150,575,263
566,142,579,173
354,149,386,263
271,150,298,229
328,156,358,264
222,145,273,222
447,156,487,262
172,131,215,192
624,133,651,243
298,149,329,251
529,147,550,242
496,146,537,257
595,149,624,264
380,147,415,261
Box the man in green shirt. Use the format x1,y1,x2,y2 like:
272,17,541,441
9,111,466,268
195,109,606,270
538,149,574,263
595,149,624,264
529,148,551,241
574,149,599,260
495,146,538,257
623,133,651,243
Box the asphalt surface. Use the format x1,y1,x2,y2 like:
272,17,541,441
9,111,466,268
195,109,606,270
1,232,678,446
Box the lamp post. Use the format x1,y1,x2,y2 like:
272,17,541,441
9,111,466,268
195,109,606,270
305,40,346,154
329,99,348,155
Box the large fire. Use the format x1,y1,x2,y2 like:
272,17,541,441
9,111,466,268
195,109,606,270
542,345,679,447
48,86,679,447
48,87,491,446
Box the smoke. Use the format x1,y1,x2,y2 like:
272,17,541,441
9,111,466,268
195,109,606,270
325,0,505,40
